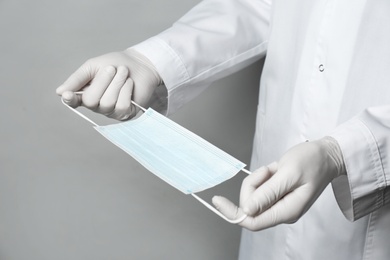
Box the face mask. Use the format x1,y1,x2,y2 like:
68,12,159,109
62,98,249,224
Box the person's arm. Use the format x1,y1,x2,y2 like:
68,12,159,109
213,105,390,230
331,105,390,221
132,0,272,115
57,0,272,119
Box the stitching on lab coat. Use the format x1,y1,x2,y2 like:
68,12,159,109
362,210,377,260
170,41,268,90
336,141,354,220
285,224,293,259
148,36,268,96
358,117,388,192
385,188,390,208
299,0,336,140
150,37,191,84
256,111,267,165
340,118,386,219
377,144,389,188
373,136,388,194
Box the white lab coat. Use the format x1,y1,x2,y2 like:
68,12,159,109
133,0,390,259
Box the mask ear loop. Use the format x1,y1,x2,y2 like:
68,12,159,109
191,167,251,224
61,92,250,224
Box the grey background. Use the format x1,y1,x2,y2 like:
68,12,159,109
0,0,263,259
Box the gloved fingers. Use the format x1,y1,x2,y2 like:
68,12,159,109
267,161,278,173
56,63,95,95
240,166,273,206
107,78,135,121
62,91,82,108
242,169,293,217
212,196,247,223
82,66,116,110
130,69,159,109
98,66,129,115
241,187,312,231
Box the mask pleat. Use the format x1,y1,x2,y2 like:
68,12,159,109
95,108,246,194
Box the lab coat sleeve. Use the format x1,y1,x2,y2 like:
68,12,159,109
131,0,271,115
331,106,390,221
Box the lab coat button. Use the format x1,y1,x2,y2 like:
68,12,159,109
319,64,324,72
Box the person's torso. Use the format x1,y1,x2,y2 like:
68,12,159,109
243,0,390,259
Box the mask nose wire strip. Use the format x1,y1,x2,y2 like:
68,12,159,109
61,92,251,224
191,168,252,225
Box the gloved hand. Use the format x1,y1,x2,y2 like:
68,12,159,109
212,136,346,231
56,49,163,120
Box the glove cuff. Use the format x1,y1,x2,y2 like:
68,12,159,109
125,48,164,86
322,136,347,178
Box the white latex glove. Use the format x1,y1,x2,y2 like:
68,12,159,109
212,136,346,231
56,49,163,120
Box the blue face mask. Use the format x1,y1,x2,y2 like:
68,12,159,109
62,98,249,224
